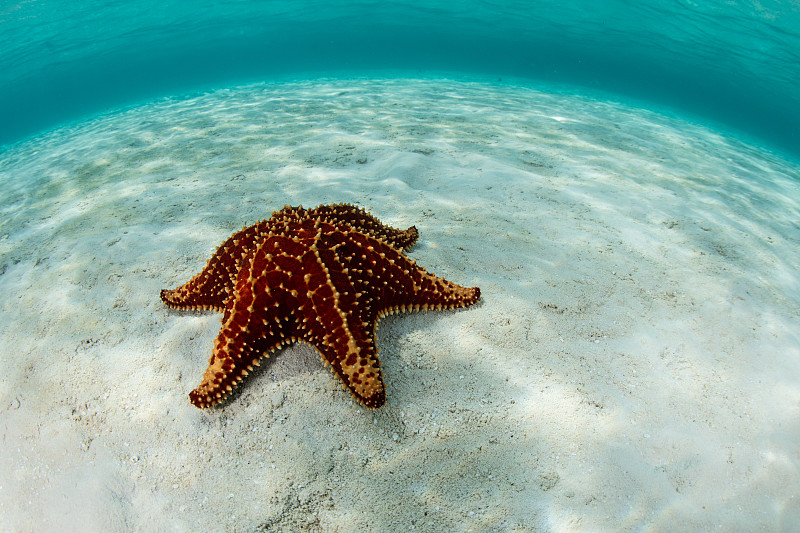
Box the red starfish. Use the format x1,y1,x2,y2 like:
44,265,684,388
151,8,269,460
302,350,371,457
161,204,480,408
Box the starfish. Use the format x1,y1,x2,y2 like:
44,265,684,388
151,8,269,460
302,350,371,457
161,204,481,408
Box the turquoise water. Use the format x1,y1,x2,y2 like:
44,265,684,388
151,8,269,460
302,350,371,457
1,0,799,159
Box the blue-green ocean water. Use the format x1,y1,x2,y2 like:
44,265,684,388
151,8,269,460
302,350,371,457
1,0,799,160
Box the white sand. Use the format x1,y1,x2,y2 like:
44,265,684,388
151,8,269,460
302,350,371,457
1,78,799,532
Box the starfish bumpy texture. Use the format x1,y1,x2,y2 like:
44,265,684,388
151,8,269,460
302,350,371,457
161,204,481,408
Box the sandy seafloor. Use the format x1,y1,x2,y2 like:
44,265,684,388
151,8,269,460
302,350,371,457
0,78,799,532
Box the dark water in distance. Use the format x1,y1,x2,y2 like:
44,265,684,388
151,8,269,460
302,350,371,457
1,0,798,159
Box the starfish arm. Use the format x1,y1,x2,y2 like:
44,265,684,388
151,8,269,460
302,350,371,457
303,237,387,408
331,231,481,319
308,203,419,251
189,243,292,407
398,268,481,311
160,222,268,311
315,340,386,408
189,315,285,408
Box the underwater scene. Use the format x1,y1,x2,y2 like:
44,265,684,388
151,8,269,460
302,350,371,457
1,2,799,532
